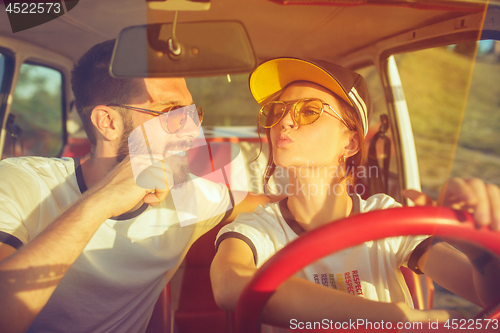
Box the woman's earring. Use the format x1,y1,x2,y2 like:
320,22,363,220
338,155,347,163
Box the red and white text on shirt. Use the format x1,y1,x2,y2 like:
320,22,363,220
312,270,363,297
352,270,364,297
344,271,355,295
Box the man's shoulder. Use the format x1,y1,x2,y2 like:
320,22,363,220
0,157,79,243
0,156,77,192
0,156,75,174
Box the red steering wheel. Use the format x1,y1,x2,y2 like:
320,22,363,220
235,206,500,333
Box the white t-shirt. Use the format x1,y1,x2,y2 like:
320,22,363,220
216,194,428,322
0,156,231,333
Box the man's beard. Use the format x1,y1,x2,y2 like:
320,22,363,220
116,119,135,163
162,140,193,188
117,122,192,188
165,155,190,187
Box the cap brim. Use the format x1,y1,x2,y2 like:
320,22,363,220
249,58,353,107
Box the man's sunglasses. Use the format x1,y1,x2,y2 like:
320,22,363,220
259,98,348,129
107,103,204,134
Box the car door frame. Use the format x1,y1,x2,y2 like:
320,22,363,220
336,7,495,205
0,34,74,159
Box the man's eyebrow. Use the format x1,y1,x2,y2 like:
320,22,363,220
150,100,180,107
149,100,194,108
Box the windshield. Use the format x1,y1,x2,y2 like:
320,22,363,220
395,39,500,199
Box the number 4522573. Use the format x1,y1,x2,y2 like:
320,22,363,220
5,2,61,14
444,319,499,330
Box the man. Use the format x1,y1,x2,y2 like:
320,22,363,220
0,39,268,333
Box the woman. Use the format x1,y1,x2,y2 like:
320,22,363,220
210,58,500,330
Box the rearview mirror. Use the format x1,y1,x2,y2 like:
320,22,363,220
110,21,256,78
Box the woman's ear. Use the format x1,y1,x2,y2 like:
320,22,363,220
90,105,121,142
344,130,361,158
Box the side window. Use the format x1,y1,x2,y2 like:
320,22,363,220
394,40,500,199
451,40,500,186
3,63,64,158
356,65,400,201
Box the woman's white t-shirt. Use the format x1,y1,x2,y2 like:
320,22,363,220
216,193,428,312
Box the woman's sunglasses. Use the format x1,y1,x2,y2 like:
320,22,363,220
258,98,348,129
107,103,204,134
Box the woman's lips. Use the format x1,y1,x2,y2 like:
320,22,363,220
275,134,293,148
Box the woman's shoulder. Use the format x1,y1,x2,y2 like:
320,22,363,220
234,200,283,224
356,193,402,213
217,200,289,248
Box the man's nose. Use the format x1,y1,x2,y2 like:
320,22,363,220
177,115,200,138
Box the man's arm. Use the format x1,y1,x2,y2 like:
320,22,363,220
0,190,114,333
0,157,171,333
223,192,281,223
211,237,458,328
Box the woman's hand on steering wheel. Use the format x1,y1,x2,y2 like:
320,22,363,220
404,177,500,230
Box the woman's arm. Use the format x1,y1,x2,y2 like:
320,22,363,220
418,240,500,308
406,178,500,308
211,237,458,328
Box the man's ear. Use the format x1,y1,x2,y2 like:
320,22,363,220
344,130,361,158
90,105,121,142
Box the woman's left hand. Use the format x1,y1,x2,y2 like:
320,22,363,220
403,178,500,231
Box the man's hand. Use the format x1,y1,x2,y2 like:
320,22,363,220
92,155,173,219
403,178,500,230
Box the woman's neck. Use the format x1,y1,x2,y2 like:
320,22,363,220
286,169,352,232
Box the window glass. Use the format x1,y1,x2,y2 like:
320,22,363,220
450,40,500,186
3,63,63,158
186,74,266,194
186,74,260,126
394,40,500,317
394,40,500,199
356,65,399,201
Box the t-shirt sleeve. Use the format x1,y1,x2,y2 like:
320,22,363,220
196,179,232,225
0,161,41,247
215,209,280,267
172,176,234,231
393,235,431,268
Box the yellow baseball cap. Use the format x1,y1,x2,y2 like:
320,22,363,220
249,57,371,136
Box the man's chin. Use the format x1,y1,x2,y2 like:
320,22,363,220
169,159,190,188
171,182,187,189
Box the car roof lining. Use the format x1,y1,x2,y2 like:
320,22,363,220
0,0,484,65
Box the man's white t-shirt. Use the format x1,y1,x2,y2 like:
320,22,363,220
0,156,231,333
216,193,428,310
